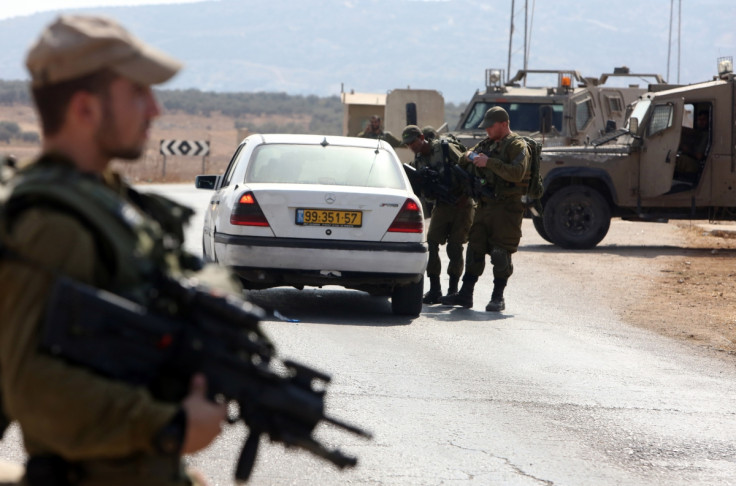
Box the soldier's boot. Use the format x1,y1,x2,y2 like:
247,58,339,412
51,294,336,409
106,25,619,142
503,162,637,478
485,278,507,312
422,275,443,304
446,275,460,296
440,275,477,308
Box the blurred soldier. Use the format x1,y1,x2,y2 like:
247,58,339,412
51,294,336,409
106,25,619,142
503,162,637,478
441,107,529,312
402,125,474,304
357,115,383,138
0,15,235,485
421,125,438,142
357,114,402,147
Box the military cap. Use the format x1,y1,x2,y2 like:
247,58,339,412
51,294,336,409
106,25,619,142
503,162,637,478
421,125,438,141
402,125,423,144
26,15,182,88
479,106,510,128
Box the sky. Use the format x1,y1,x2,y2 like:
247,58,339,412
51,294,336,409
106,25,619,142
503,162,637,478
0,0,216,20
1,0,734,102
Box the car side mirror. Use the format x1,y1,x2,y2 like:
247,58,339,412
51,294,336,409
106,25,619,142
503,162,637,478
195,175,218,190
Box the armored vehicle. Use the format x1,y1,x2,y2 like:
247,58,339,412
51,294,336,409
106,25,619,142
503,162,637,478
452,67,666,149
536,58,736,249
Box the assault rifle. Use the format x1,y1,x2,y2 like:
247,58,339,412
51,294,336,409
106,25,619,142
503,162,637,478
41,276,371,483
452,163,495,200
402,163,458,205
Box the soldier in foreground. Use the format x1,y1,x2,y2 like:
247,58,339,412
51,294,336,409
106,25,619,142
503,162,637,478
0,15,237,485
402,125,474,304
441,107,529,312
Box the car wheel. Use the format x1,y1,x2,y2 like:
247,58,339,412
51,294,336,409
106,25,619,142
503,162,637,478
391,279,423,316
543,185,611,249
532,215,553,243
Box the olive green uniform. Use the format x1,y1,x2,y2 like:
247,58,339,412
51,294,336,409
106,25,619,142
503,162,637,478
411,138,474,278
356,129,402,148
0,154,241,485
461,133,529,280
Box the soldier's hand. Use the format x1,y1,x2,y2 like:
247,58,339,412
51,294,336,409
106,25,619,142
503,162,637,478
472,153,489,168
182,373,227,454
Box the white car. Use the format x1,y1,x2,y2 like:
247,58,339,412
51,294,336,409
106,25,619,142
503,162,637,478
195,134,428,316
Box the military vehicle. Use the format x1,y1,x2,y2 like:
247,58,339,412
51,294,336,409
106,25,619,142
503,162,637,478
451,67,666,149
340,88,445,163
535,57,736,249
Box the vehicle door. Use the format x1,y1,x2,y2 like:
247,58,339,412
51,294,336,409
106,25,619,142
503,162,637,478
638,98,684,197
205,143,246,261
568,91,595,141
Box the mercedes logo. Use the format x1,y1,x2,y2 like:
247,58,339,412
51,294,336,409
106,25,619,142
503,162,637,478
325,193,336,204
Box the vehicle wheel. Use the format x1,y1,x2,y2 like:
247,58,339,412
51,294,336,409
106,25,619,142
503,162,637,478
391,279,423,316
532,215,553,243
543,185,611,249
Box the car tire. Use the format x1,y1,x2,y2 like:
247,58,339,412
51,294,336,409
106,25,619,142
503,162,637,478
543,185,611,249
532,215,553,243
391,279,424,316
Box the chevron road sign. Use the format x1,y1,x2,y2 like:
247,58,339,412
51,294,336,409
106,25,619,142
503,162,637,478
159,139,211,177
160,139,210,156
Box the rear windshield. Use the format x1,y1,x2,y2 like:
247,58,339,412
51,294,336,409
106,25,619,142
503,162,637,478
245,144,404,189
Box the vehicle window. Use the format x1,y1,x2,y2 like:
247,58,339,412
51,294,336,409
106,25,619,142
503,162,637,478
461,103,491,130
681,103,695,128
245,144,404,189
647,104,674,136
575,98,593,131
460,102,563,133
604,95,624,114
221,143,246,187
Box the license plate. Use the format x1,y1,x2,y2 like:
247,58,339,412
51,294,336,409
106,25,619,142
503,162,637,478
296,208,362,227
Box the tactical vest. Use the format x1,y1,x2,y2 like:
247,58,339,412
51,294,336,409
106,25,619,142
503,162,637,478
421,139,466,198
0,155,198,304
476,133,529,197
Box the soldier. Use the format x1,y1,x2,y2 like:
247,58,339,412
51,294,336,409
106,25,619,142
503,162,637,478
357,115,402,147
402,125,474,304
441,107,530,312
357,115,383,138
421,125,438,142
0,15,235,485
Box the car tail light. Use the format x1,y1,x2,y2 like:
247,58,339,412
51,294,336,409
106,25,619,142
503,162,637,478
230,192,269,226
388,199,424,233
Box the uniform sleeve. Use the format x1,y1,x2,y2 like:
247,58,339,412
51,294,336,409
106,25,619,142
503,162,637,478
382,132,403,148
0,208,177,460
486,138,529,182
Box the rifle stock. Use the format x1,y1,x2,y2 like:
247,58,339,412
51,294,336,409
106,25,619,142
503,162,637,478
41,276,371,482
402,163,458,205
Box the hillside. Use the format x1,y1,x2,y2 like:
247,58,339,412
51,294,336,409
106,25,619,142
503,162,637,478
0,83,466,182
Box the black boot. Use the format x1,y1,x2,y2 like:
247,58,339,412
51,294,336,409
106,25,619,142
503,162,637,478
446,275,460,296
423,275,442,304
485,278,507,312
440,275,476,308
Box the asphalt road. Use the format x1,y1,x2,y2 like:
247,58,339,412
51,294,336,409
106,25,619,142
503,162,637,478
1,184,734,485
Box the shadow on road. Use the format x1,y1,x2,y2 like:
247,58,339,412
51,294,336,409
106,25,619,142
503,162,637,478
246,287,517,325
421,304,515,323
520,243,736,260
244,287,414,327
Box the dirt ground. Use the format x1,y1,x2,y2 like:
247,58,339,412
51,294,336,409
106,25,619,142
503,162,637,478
3,103,735,359
626,223,736,357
